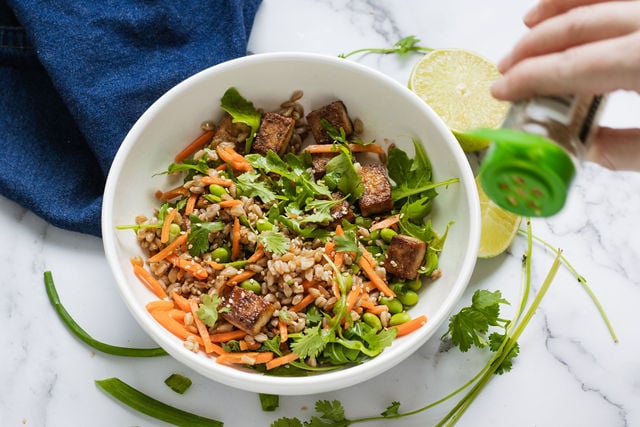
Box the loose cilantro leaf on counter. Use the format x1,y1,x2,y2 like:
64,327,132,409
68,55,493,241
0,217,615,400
259,393,280,412
220,87,261,153
338,35,433,59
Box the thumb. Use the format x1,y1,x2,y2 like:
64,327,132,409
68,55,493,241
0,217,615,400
585,127,640,171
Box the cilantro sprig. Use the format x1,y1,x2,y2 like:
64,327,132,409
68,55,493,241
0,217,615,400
338,35,433,59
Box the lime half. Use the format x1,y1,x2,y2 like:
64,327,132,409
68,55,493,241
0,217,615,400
409,49,509,152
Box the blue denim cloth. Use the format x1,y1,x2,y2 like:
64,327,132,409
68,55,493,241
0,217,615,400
0,0,261,236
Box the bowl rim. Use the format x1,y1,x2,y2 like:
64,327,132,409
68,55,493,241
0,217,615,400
102,51,480,395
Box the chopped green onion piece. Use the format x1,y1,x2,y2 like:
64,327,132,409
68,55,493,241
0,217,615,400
95,378,223,427
164,373,192,394
259,393,280,412
44,271,167,357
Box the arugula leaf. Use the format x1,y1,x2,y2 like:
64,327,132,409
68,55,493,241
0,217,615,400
324,146,363,201
220,87,261,153
443,289,510,352
187,215,225,256
258,230,291,255
196,294,228,328
235,171,277,203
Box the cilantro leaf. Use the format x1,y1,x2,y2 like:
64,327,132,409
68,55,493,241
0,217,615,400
196,294,227,327
443,290,510,352
290,325,334,359
235,171,277,203
381,401,401,417
220,87,261,153
270,418,303,427
333,230,360,255
489,332,520,374
301,198,342,225
187,215,225,256
258,230,291,255
312,400,349,426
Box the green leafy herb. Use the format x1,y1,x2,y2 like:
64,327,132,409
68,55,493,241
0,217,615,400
333,229,360,255
159,159,211,177
236,171,278,203
258,229,291,255
164,373,192,394
300,198,343,225
44,271,167,357
338,35,433,59
187,215,225,257
220,87,261,153
324,146,363,201
259,393,280,412
96,377,222,427
380,402,401,417
290,325,335,359
196,294,228,328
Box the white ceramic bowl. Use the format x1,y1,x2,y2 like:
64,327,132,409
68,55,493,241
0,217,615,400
102,52,480,395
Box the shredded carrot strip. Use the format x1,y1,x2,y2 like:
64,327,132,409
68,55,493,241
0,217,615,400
346,285,362,312
133,265,168,299
246,245,265,263
130,257,144,268
359,244,378,269
278,320,289,343
145,300,174,312
231,217,241,261
168,308,186,322
331,280,341,299
216,145,253,172
290,293,315,313
158,185,189,201
219,199,243,208
358,256,395,297
265,352,299,370
148,233,188,263
209,329,247,343
226,270,255,286
205,260,225,270
189,299,215,354
200,176,233,187
216,351,274,365
239,340,261,351
175,130,215,163
185,193,198,216
171,291,191,313
215,163,228,171
166,254,208,280
324,241,335,258
334,224,345,270
160,208,178,244
150,309,202,345
366,305,389,315
370,213,401,232
304,143,385,154
390,315,428,337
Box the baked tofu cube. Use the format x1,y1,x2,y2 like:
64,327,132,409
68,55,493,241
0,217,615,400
220,286,275,335
252,112,295,156
384,234,427,280
306,100,354,144
358,164,393,217
213,113,251,150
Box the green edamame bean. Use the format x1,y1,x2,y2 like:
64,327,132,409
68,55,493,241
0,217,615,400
240,279,262,294
389,311,411,326
380,296,403,314
369,229,381,241
362,312,382,331
407,278,423,291
209,184,227,197
398,290,419,307
365,245,382,256
211,246,231,263
256,218,274,232
355,216,373,228
380,228,397,243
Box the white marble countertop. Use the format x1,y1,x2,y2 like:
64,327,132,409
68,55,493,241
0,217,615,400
3,1,640,426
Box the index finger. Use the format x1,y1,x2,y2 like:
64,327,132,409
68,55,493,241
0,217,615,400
524,0,624,27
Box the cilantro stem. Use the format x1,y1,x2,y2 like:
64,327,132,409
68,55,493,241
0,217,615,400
338,35,434,59
518,229,618,343
44,271,168,357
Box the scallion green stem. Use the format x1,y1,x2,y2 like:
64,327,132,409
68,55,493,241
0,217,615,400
44,271,167,357
96,377,223,427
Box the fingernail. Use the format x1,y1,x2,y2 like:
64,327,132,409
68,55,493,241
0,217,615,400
523,4,540,26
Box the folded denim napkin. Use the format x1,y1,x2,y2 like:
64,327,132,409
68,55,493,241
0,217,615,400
0,0,261,236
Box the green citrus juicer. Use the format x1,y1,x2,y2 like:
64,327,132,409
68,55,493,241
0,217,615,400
464,128,576,217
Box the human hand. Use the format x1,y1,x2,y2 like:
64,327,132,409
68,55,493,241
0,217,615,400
491,0,640,100
492,0,640,172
